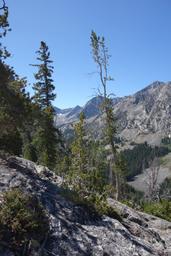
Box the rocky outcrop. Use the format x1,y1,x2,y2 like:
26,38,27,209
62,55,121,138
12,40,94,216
0,156,170,255
108,199,171,255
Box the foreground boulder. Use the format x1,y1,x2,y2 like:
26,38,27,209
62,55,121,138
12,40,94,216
0,156,170,255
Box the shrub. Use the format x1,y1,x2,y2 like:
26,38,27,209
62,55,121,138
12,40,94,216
142,200,171,222
22,143,37,162
61,188,122,222
0,188,49,255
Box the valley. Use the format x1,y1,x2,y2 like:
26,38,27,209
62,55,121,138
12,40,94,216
55,81,171,194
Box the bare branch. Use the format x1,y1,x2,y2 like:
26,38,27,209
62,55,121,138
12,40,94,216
87,71,99,76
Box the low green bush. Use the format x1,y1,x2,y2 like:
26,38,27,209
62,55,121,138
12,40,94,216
142,200,171,222
61,188,122,222
0,188,49,255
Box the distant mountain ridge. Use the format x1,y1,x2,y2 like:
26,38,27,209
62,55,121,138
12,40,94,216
54,96,104,128
54,81,171,145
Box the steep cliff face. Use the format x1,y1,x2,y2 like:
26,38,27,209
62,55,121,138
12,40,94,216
114,81,171,144
55,81,171,145
0,156,170,256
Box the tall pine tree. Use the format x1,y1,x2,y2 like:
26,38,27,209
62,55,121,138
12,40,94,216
32,41,56,109
31,41,58,169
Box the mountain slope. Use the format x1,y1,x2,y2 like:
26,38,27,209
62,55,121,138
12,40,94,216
55,81,171,145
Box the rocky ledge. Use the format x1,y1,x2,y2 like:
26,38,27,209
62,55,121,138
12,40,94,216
0,156,170,256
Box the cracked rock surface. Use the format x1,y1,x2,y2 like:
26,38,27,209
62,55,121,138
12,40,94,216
0,156,170,256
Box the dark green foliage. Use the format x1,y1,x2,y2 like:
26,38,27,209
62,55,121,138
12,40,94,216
103,98,117,148
0,63,30,155
56,153,71,177
64,112,113,216
0,0,11,59
121,142,169,180
22,143,37,162
142,200,171,222
0,130,22,155
20,102,42,162
87,140,109,191
61,188,122,222
0,3,62,168
86,193,122,221
66,113,109,198
0,64,28,129
0,16,62,168
161,136,171,145
70,112,88,174
159,177,171,200
161,136,171,151
0,188,49,255
32,111,59,169
32,41,55,109
31,41,62,169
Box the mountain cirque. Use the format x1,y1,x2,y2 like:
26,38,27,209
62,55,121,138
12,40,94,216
55,81,171,145
0,156,170,255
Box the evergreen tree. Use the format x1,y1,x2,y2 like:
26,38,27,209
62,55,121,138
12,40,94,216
68,112,88,193
21,102,39,162
67,112,109,200
0,64,30,155
0,0,10,60
31,41,59,169
71,112,88,174
32,41,56,109
0,2,29,155
90,31,122,200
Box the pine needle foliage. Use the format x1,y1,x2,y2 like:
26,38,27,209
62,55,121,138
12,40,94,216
32,41,56,109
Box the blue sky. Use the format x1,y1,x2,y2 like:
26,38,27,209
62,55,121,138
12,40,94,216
3,0,171,108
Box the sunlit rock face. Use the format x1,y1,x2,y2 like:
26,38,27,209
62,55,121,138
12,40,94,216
55,81,171,145
0,156,170,255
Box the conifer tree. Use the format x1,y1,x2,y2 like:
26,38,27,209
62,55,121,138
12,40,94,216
0,1,29,155
0,0,10,61
68,112,109,199
71,112,88,174
32,41,56,109
31,41,59,169
90,31,122,200
68,112,88,193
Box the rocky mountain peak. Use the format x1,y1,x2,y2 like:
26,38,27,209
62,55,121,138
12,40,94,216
133,81,170,104
82,96,103,118
55,81,171,145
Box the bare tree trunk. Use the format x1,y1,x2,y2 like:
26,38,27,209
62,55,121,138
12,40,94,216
145,158,160,201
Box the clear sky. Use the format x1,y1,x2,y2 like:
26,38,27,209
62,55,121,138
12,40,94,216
3,0,171,108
